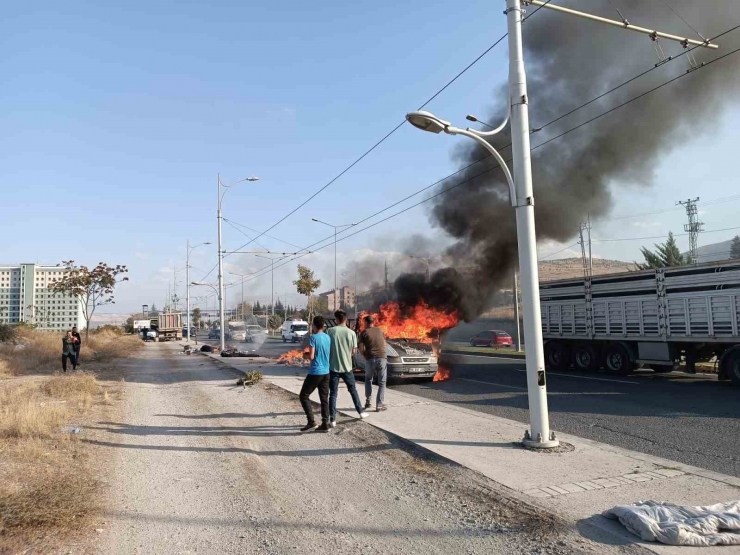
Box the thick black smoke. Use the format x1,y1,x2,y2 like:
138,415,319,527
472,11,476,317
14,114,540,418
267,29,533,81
394,0,740,321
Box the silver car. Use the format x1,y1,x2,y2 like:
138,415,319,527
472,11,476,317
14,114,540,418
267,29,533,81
246,325,267,343
353,339,438,381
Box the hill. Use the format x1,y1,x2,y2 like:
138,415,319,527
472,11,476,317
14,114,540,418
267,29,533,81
686,238,738,264
538,257,636,282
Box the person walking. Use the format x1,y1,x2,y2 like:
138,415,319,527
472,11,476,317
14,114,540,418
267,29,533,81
299,315,332,433
71,326,82,366
62,330,78,373
327,309,368,427
359,314,388,412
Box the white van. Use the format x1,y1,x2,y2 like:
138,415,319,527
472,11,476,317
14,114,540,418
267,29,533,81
282,319,309,343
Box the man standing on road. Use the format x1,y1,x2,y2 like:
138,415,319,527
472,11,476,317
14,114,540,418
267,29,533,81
359,314,388,412
299,315,332,433
327,310,369,427
71,326,82,366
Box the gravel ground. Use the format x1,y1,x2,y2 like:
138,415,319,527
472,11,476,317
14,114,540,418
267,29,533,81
88,344,647,555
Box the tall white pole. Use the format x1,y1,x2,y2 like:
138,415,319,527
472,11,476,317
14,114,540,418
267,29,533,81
271,259,275,317
217,174,226,351
334,226,338,311
240,277,244,323
186,240,191,343
513,269,521,351
507,0,557,447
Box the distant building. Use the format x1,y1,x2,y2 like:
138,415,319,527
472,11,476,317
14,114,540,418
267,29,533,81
0,264,84,330
319,286,356,311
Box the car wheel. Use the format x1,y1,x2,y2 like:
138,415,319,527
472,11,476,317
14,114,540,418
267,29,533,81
572,344,600,372
604,344,633,376
488,341,496,348
469,340,475,347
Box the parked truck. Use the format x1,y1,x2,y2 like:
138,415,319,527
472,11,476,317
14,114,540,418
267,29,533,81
540,260,740,384
150,313,183,342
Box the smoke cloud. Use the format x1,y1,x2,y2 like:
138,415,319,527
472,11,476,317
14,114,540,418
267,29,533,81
394,0,740,321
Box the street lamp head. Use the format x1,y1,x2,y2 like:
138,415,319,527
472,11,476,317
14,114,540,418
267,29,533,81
203,241,212,245
311,218,319,222
246,176,259,182
405,111,451,134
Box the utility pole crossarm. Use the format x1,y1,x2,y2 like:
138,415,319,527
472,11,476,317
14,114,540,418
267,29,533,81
524,0,718,49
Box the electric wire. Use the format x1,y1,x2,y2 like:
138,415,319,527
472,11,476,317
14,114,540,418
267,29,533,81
656,0,706,41
231,37,740,288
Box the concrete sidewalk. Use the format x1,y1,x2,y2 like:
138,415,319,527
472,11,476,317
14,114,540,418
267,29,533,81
200,349,740,554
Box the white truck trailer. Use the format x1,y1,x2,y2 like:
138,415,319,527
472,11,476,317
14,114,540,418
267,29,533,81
540,260,740,383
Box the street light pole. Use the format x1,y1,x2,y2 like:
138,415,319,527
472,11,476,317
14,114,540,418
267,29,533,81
186,241,211,343
404,0,557,448
311,218,356,311
506,0,555,447
216,173,259,352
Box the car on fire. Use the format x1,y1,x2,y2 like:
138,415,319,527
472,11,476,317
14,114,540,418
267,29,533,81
352,338,439,382
469,330,513,348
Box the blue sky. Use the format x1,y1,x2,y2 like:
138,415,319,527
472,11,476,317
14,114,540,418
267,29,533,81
2,1,740,315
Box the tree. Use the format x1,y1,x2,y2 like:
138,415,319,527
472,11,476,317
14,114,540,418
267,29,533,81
293,265,321,325
268,314,284,331
192,307,202,328
636,232,686,270
125,314,136,334
730,236,740,260
50,260,129,339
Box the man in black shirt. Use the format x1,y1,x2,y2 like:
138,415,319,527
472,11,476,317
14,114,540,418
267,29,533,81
71,326,82,366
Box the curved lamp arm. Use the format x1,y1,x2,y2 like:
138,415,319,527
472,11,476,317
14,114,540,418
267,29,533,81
445,126,516,207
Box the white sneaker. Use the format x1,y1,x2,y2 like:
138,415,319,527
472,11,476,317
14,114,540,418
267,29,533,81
358,412,370,419
329,420,336,428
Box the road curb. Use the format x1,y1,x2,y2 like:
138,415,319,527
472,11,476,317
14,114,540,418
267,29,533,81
442,349,526,360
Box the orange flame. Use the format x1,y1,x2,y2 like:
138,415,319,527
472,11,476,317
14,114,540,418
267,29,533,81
360,300,459,343
277,349,307,365
433,365,451,382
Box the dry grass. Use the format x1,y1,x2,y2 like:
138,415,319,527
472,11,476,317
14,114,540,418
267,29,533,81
0,360,126,550
0,374,103,550
481,306,516,319
0,328,141,377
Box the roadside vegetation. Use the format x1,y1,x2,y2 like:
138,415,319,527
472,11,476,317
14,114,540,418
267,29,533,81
0,325,140,377
0,325,135,551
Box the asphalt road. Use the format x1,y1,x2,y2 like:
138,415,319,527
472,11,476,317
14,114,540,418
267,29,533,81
394,354,740,478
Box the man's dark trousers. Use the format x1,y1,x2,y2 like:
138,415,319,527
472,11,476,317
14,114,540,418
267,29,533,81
329,371,364,422
73,345,81,365
62,354,76,373
299,374,330,425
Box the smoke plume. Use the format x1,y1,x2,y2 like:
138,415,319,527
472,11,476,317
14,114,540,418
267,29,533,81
394,0,740,321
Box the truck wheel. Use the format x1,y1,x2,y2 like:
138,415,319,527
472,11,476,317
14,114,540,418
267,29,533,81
727,351,740,386
573,344,599,372
283,336,286,343
604,344,632,376
544,341,570,371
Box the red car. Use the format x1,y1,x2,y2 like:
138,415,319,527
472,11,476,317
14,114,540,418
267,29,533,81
469,330,513,348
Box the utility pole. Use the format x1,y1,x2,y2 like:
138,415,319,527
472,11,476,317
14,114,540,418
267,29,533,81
587,214,593,278
384,260,389,296
677,198,703,264
513,269,521,351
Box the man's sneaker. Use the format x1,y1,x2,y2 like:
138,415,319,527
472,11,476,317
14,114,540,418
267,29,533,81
329,420,336,428
315,422,331,433
365,399,372,410
376,404,388,412
358,412,370,419
300,423,318,432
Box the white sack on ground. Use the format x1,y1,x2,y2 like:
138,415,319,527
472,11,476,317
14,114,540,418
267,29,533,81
603,500,740,546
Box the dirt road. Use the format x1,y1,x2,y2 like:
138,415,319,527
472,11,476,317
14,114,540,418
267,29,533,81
90,343,645,554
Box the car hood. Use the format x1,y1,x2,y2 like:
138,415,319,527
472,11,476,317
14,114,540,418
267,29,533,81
386,339,434,357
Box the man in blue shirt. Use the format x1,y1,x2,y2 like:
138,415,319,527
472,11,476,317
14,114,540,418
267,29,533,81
299,315,332,432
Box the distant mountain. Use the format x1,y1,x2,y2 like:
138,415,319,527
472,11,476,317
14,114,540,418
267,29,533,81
685,238,738,264
539,257,636,282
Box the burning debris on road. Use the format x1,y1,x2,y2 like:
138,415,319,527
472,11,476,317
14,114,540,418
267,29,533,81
277,348,308,366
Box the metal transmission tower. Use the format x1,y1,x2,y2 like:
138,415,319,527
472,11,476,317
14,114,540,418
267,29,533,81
577,218,594,279
677,198,703,264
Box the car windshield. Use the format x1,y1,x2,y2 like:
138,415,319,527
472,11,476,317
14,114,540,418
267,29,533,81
247,326,263,332
496,332,510,337
291,324,308,331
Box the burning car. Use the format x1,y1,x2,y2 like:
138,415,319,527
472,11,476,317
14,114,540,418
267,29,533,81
353,338,438,382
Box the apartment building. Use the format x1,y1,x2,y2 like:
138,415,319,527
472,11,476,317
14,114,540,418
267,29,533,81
0,264,84,330
319,286,356,312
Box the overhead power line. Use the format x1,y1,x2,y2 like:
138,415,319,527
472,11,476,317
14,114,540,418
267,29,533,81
231,32,740,289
